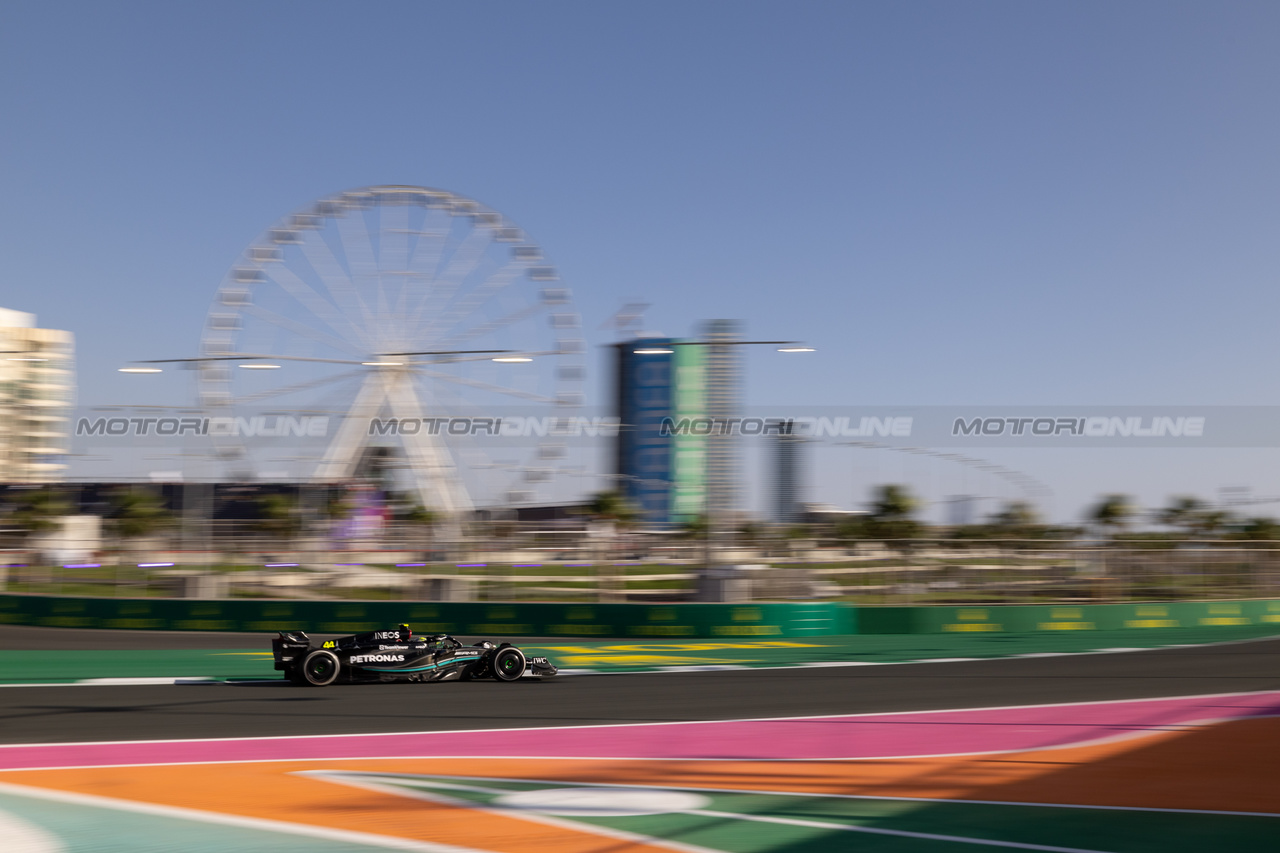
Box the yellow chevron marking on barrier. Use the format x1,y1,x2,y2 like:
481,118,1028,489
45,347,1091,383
713,625,783,636
545,624,613,634
1126,619,1180,628
1037,621,1096,631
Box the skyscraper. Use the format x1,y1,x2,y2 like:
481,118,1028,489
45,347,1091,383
0,308,75,482
612,338,675,522
773,427,805,524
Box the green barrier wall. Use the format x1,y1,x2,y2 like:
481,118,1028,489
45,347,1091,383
854,600,1280,633
2,594,1279,637
0,594,852,638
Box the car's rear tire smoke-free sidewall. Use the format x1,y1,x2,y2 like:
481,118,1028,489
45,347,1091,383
302,649,341,686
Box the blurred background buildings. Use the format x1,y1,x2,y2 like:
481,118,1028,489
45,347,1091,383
0,308,74,483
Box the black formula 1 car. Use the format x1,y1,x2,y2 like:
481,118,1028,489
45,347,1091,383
272,624,557,686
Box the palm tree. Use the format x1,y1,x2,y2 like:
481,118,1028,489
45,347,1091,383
586,490,639,561
104,488,172,570
108,489,171,541
255,493,302,551
872,484,917,520
9,488,72,541
987,500,1045,547
6,489,73,575
588,490,638,525
992,500,1039,529
866,484,921,544
1235,516,1280,542
1089,494,1134,538
1157,496,1204,536
679,514,709,539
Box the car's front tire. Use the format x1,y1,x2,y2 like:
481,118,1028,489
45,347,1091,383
492,647,526,682
301,649,341,686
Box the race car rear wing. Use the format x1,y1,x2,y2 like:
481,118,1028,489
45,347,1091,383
272,630,312,671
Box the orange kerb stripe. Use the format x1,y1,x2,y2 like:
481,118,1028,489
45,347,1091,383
2,715,1276,850
0,759,690,853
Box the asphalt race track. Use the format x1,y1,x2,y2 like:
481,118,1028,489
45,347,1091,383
1,628,1277,745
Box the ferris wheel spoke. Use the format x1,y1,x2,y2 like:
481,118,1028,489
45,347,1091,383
366,204,394,343
412,366,558,404
436,301,548,350
400,214,450,341
411,223,494,342
427,261,526,342
263,263,369,351
298,230,375,351
336,210,381,341
376,210,412,345
406,216,448,278
379,201,411,279
240,303,365,356
233,367,365,406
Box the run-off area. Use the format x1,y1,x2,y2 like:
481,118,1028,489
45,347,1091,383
1,689,1278,852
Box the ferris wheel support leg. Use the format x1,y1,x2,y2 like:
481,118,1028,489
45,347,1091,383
313,373,392,481
385,375,474,522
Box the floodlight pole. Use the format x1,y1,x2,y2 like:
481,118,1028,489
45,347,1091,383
701,320,740,595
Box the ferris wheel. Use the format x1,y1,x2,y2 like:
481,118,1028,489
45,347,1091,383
196,185,586,515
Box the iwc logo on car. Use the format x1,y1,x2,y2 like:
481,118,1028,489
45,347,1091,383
350,654,405,664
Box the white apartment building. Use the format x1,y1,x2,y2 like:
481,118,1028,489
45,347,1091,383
0,308,75,482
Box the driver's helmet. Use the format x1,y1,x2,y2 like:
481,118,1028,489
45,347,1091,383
397,623,412,641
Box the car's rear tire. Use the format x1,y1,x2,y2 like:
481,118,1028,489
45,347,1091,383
301,649,341,686
492,647,526,682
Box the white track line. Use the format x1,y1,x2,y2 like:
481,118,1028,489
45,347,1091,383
0,781,489,853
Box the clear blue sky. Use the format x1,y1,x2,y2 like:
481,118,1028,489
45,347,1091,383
3,2,1280,521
